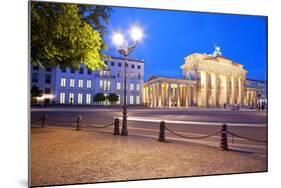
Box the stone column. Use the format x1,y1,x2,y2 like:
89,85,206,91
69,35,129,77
165,84,168,107
158,82,162,108
230,76,234,105
240,78,245,106
155,83,159,107
143,86,146,105
213,74,217,107
225,75,229,105
216,74,221,106
204,72,209,107
168,84,172,108
237,78,241,105
233,77,236,104
149,85,153,108
185,86,189,107
153,84,156,108
177,85,180,107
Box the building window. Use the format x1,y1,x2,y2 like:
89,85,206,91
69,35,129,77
107,70,110,77
60,93,65,104
130,95,134,104
46,65,52,72
117,71,121,78
117,82,121,90
100,80,103,90
86,80,92,88
32,73,38,83
79,67,84,74
86,94,91,104
69,93,74,104
70,79,75,88
99,80,110,91
45,74,51,84
103,80,106,90
70,68,75,73
130,83,134,91
78,79,83,88
107,81,111,91
45,88,50,94
118,62,122,67
136,96,140,104
137,65,141,69
136,84,140,91
87,69,92,75
33,65,39,71
60,78,66,87
111,62,115,66
130,73,134,79
138,74,141,80
131,64,135,69
78,93,83,104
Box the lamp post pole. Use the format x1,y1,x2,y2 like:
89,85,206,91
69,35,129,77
122,52,128,136
118,43,136,136
113,24,143,136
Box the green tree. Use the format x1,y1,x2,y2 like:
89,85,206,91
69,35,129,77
107,93,119,104
31,85,43,98
31,2,111,70
93,93,106,105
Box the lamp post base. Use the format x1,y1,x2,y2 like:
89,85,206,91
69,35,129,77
121,129,128,136
121,115,128,136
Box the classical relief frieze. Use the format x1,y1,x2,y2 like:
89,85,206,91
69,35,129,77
182,60,247,78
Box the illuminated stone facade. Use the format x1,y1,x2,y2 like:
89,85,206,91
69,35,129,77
143,76,196,108
144,50,260,107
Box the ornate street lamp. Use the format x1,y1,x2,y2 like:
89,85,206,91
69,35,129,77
112,24,143,136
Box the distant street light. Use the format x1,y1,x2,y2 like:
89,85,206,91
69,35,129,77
112,24,143,136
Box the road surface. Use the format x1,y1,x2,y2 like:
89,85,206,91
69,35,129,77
31,106,267,158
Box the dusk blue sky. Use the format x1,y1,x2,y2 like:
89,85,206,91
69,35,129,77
103,6,267,81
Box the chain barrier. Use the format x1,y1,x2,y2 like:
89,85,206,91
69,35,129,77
226,130,267,143
165,126,222,140
31,117,114,129
84,122,114,128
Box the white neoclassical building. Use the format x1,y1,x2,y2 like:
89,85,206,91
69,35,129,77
144,47,264,108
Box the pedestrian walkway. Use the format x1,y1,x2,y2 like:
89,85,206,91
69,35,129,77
31,127,267,187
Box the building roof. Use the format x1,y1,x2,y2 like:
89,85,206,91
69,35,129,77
246,78,266,83
146,75,196,85
147,75,184,81
109,56,145,63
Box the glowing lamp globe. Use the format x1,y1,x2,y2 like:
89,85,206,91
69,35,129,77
130,26,143,41
113,32,124,46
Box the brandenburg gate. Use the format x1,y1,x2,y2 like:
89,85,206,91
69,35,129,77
144,47,257,107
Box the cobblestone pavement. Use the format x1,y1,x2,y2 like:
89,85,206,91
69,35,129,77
30,127,267,187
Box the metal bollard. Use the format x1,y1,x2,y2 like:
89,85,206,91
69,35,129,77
220,123,228,151
113,118,120,135
76,115,82,131
158,121,166,142
41,114,47,128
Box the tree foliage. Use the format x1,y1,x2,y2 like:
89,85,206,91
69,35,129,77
31,85,43,98
107,93,119,104
93,93,106,103
31,2,111,70
78,5,111,39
